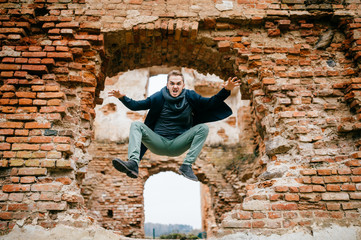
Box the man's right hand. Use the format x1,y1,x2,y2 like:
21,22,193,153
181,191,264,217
108,90,125,99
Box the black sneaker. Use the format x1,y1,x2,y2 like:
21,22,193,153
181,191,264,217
112,158,139,178
179,164,198,182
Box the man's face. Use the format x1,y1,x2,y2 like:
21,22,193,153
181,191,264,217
167,75,185,98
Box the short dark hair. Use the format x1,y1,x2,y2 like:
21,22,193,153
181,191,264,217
167,70,184,82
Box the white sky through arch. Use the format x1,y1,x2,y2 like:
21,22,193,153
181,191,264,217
144,171,201,229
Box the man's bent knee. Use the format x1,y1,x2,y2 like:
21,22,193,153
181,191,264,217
197,124,209,136
130,121,144,129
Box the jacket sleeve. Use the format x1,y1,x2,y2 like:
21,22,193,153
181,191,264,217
192,88,231,109
119,96,151,111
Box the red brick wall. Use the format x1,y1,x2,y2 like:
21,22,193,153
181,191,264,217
1,0,361,237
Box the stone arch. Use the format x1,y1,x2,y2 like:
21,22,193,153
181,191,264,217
82,67,249,238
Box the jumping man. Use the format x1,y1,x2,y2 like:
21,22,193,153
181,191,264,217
108,70,241,181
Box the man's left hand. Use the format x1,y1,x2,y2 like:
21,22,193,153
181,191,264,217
222,77,241,91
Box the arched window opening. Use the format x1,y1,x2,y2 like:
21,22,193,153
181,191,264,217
144,171,202,238
147,74,167,96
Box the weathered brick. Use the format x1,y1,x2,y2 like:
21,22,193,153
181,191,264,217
274,186,288,192
285,194,299,201
0,122,23,128
37,92,64,99
327,184,341,192
324,176,350,183
349,192,361,200
352,167,361,175
37,202,67,211
17,168,47,176
8,203,28,211
271,203,297,211
12,144,39,151
55,160,71,169
326,203,340,211
31,183,62,192
55,177,72,185
25,122,51,129
322,192,349,201
8,193,23,202
2,184,30,192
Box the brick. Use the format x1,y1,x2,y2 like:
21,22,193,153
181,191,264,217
7,137,28,143
326,203,340,211
8,203,28,211
268,212,282,219
349,192,361,200
53,137,70,143
352,167,361,175
56,160,71,169
299,186,312,193
252,220,265,228
311,176,324,184
342,202,361,210
47,52,73,60
12,144,39,151
0,212,13,220
274,186,288,192
351,151,361,158
236,211,251,220
40,106,66,113
37,202,67,211
301,169,316,175
312,185,326,192
18,168,47,176
252,212,266,219
0,64,21,70
0,143,11,150
327,184,341,191
55,177,72,185
29,136,52,143
338,168,352,175
0,122,23,128
0,129,14,135
24,160,40,167
31,183,62,192
20,176,36,184
2,184,30,192
37,92,64,99
317,169,332,175
40,192,55,201
25,122,51,129
8,193,23,202
324,176,350,183
56,144,72,152
341,184,356,191
322,192,349,201
285,194,299,201
271,203,297,211
61,194,84,203
345,160,361,167
22,52,47,58
0,85,16,91
351,176,361,182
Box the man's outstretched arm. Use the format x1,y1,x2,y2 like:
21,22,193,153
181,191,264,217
194,77,241,108
108,89,151,111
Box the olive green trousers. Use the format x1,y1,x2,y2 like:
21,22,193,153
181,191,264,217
128,121,209,165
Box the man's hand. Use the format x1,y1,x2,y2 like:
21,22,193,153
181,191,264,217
222,77,241,91
108,90,125,99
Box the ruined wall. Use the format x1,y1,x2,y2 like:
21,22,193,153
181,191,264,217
1,0,361,238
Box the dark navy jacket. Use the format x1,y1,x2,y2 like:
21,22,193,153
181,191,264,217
120,88,232,160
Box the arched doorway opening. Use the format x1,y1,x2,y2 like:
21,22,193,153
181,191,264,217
143,171,202,238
